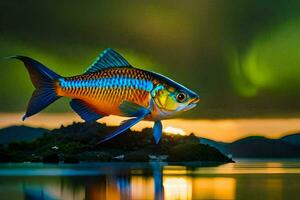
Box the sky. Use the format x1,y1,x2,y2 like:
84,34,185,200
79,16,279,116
0,0,299,119
0,1,299,142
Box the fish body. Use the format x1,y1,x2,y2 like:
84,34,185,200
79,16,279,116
55,68,154,119
10,48,200,143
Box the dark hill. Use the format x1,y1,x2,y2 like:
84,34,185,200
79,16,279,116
0,126,47,144
199,138,227,154
281,133,300,145
200,134,300,158
1,124,300,160
228,136,300,158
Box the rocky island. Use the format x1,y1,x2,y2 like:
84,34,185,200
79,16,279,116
0,122,234,163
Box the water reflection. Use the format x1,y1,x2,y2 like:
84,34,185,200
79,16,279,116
192,178,235,200
0,160,300,200
164,176,192,200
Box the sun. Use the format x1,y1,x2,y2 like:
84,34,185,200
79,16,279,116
164,126,186,135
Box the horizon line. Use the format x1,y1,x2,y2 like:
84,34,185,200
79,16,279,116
0,113,300,142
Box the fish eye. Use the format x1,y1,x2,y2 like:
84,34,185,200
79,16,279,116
176,92,187,103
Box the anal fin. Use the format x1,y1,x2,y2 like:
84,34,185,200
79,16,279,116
70,99,104,122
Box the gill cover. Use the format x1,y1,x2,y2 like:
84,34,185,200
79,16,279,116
151,84,190,114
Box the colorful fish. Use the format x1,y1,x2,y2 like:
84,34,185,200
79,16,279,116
10,48,200,143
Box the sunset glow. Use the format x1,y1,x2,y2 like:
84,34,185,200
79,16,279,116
0,113,300,142
164,126,186,135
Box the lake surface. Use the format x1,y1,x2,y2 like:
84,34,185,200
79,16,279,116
0,159,300,200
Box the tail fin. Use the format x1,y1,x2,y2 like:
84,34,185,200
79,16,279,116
10,56,62,121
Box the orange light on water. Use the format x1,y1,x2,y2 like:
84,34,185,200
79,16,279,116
163,176,192,200
131,176,154,200
193,178,236,200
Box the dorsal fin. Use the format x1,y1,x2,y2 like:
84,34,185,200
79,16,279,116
85,48,132,74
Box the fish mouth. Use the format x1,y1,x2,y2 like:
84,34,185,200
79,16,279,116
188,95,200,105
190,96,200,104
183,96,200,111
184,103,197,111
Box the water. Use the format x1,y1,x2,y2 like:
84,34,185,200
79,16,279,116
0,160,300,200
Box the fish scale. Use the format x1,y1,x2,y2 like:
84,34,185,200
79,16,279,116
56,67,155,116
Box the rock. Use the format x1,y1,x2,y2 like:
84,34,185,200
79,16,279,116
63,156,80,163
78,151,112,161
42,153,59,163
124,151,149,162
168,143,233,162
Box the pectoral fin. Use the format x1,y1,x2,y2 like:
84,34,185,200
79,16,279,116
70,99,104,122
119,100,150,116
153,120,163,144
97,102,150,144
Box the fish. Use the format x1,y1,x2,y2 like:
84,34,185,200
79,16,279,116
10,48,200,144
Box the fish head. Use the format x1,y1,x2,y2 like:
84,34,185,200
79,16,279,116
150,74,200,119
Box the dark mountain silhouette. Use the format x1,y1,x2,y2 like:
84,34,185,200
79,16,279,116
198,138,228,154
200,133,300,158
227,136,300,158
281,133,300,145
0,126,47,144
1,124,299,160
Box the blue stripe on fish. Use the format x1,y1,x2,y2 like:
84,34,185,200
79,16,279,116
59,77,153,91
